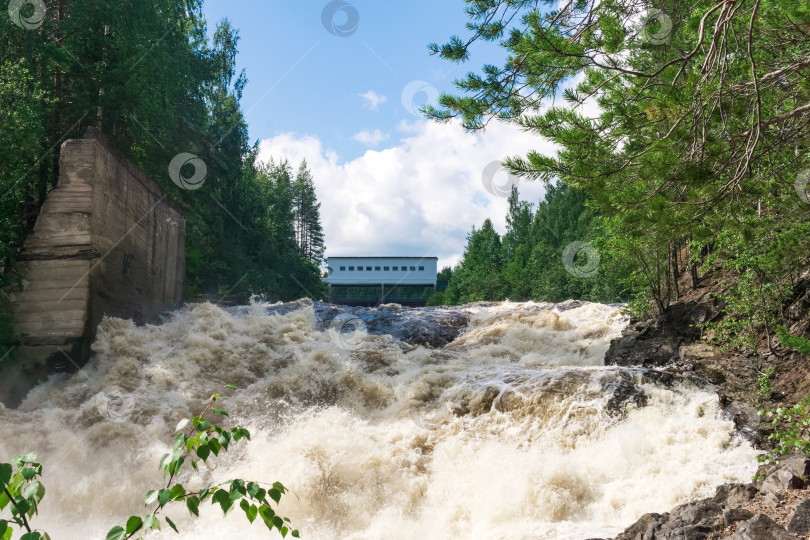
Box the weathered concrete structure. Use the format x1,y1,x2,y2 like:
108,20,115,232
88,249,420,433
3,129,184,404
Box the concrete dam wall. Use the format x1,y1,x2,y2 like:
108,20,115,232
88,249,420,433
3,129,185,404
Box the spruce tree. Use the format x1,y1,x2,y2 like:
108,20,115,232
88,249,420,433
292,161,325,267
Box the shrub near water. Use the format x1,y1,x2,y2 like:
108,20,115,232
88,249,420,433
757,330,810,467
777,326,810,356
759,397,810,467
0,386,298,540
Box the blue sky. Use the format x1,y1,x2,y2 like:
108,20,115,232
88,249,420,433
201,1,552,268
202,0,507,158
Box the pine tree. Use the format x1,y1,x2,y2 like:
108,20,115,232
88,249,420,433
444,219,505,304
292,161,325,266
430,0,810,320
502,186,534,300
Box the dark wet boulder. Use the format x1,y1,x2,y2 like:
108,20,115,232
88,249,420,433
605,378,648,415
615,499,724,540
604,301,716,368
312,302,471,348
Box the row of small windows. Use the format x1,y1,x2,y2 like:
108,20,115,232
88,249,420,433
338,265,425,272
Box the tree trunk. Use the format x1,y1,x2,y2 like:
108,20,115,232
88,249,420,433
654,295,666,316
687,234,699,289
670,240,680,298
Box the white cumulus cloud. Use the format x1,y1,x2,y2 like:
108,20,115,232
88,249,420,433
353,129,389,147
258,120,555,270
358,90,387,110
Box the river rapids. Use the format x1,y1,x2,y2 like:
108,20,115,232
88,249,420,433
0,300,757,539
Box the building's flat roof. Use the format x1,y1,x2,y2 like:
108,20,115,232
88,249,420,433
327,256,438,260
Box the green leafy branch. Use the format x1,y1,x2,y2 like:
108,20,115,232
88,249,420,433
1,385,298,540
777,326,810,356
0,454,48,540
757,367,775,400
758,395,810,465
106,384,298,539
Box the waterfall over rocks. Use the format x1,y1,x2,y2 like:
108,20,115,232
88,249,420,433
0,300,757,539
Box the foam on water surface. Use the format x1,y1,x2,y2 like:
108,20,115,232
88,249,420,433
0,300,757,539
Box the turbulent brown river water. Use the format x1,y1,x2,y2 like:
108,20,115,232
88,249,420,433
0,300,757,539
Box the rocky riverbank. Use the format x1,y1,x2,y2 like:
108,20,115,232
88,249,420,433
601,455,810,539
602,269,810,539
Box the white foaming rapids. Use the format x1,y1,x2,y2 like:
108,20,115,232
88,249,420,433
0,300,757,539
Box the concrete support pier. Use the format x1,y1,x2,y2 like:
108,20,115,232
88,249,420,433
2,129,185,405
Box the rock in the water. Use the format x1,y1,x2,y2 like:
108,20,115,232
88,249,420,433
787,498,810,534
603,301,715,368
727,514,798,539
605,378,648,416
721,402,761,442
723,507,755,527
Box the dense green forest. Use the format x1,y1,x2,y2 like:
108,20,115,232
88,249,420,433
432,183,629,305
429,0,810,350
0,0,325,333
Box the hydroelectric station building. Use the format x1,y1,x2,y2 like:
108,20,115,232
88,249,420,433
325,257,438,306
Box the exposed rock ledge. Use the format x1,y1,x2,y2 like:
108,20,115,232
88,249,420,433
588,455,810,539
604,270,810,407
